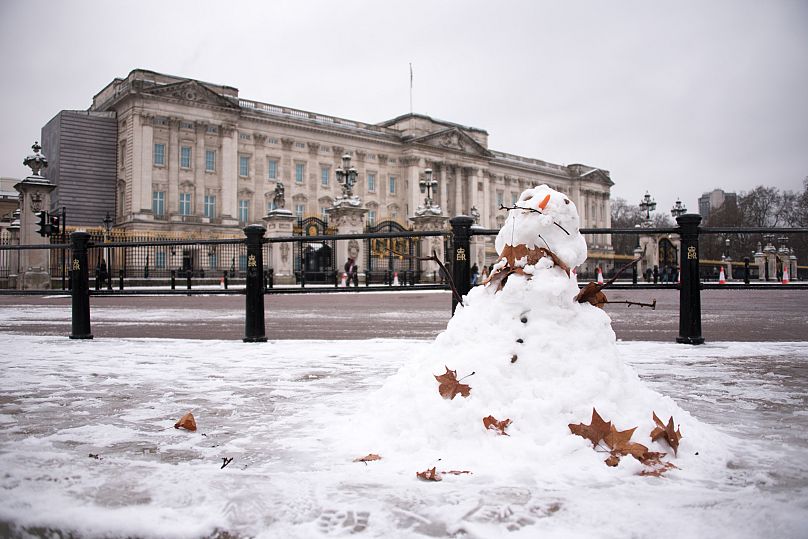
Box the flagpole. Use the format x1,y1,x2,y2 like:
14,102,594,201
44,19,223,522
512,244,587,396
409,63,413,114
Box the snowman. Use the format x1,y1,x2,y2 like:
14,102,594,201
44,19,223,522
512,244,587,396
345,184,727,484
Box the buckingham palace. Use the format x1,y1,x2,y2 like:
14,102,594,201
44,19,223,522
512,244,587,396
41,69,615,271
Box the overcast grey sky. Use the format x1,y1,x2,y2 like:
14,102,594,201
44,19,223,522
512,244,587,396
1,0,806,216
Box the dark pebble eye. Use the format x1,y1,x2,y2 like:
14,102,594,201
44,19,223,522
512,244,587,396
516,338,524,344
520,316,528,323
564,199,570,205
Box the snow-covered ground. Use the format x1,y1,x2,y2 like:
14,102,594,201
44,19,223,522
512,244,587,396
1,335,806,538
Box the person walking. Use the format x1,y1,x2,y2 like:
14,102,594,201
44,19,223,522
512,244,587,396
470,263,479,286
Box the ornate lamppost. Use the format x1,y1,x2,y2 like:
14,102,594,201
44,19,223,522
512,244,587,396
639,191,656,225
415,168,441,217
335,153,358,199
670,198,687,219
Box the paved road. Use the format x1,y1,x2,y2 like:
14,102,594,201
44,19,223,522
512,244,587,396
0,287,805,341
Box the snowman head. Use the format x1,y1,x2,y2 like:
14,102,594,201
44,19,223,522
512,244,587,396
494,184,588,270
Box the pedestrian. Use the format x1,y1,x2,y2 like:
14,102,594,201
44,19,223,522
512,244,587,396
480,265,489,283
470,263,479,286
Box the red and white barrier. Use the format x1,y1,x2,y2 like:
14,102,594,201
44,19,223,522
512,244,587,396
393,271,400,286
339,273,347,287
596,267,604,284
718,267,726,284
782,267,790,285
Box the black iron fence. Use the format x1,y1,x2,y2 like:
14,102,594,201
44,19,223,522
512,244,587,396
1,214,806,344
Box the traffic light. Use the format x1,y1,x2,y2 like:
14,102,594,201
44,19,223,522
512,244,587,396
36,211,49,237
49,214,60,236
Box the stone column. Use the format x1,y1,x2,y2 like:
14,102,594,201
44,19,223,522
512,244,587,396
194,122,207,219
135,113,154,214
401,155,421,219
326,205,368,280
467,167,477,214
482,170,491,228
454,165,463,216
262,209,296,284
410,214,449,282
168,118,180,217
14,175,56,290
439,164,448,215
220,125,238,223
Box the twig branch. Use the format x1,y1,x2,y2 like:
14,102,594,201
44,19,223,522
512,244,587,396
430,250,463,307
499,204,570,236
605,299,657,309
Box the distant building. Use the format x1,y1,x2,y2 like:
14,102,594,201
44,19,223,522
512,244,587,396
41,111,117,227
41,69,615,247
698,189,737,221
0,177,19,228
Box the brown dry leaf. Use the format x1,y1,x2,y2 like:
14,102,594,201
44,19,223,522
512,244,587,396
604,425,636,450
569,408,612,447
483,415,512,436
575,282,609,308
434,367,471,400
650,412,683,456
353,454,382,463
416,467,442,481
638,451,679,477
174,412,197,432
604,454,620,467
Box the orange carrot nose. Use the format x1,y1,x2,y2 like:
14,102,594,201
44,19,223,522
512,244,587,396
538,194,551,210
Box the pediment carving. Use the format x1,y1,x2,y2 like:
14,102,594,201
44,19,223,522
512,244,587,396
409,127,492,157
142,80,239,110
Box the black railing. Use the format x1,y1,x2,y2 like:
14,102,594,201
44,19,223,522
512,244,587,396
1,216,806,345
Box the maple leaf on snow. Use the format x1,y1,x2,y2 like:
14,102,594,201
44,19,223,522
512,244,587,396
650,412,683,456
569,408,612,447
416,467,442,481
434,366,471,399
174,412,197,432
483,415,512,436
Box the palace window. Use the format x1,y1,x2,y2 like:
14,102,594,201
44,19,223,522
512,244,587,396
368,210,377,225
204,195,216,218
321,166,330,187
152,191,165,217
295,163,305,184
179,193,192,216
295,203,305,219
320,206,329,221
180,146,192,169
153,143,165,166
367,173,376,192
238,199,249,223
511,192,518,205
496,191,504,207
205,150,216,172
180,121,193,130
239,155,250,177
389,176,396,194
155,251,166,269
267,159,278,180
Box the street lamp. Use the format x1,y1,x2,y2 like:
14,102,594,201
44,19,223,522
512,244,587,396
670,198,687,219
639,191,656,224
419,168,438,208
102,212,113,290
335,153,358,198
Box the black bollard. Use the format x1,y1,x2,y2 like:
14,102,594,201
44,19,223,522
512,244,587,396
223,271,229,290
744,257,750,285
243,225,267,342
119,269,124,290
69,231,92,339
170,270,176,290
675,214,704,345
632,264,638,285
186,271,192,293
653,265,659,284
450,216,474,314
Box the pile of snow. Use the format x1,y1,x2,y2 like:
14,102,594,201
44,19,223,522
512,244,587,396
344,185,729,479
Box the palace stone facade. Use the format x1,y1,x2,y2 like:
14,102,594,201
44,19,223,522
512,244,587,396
56,69,613,252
